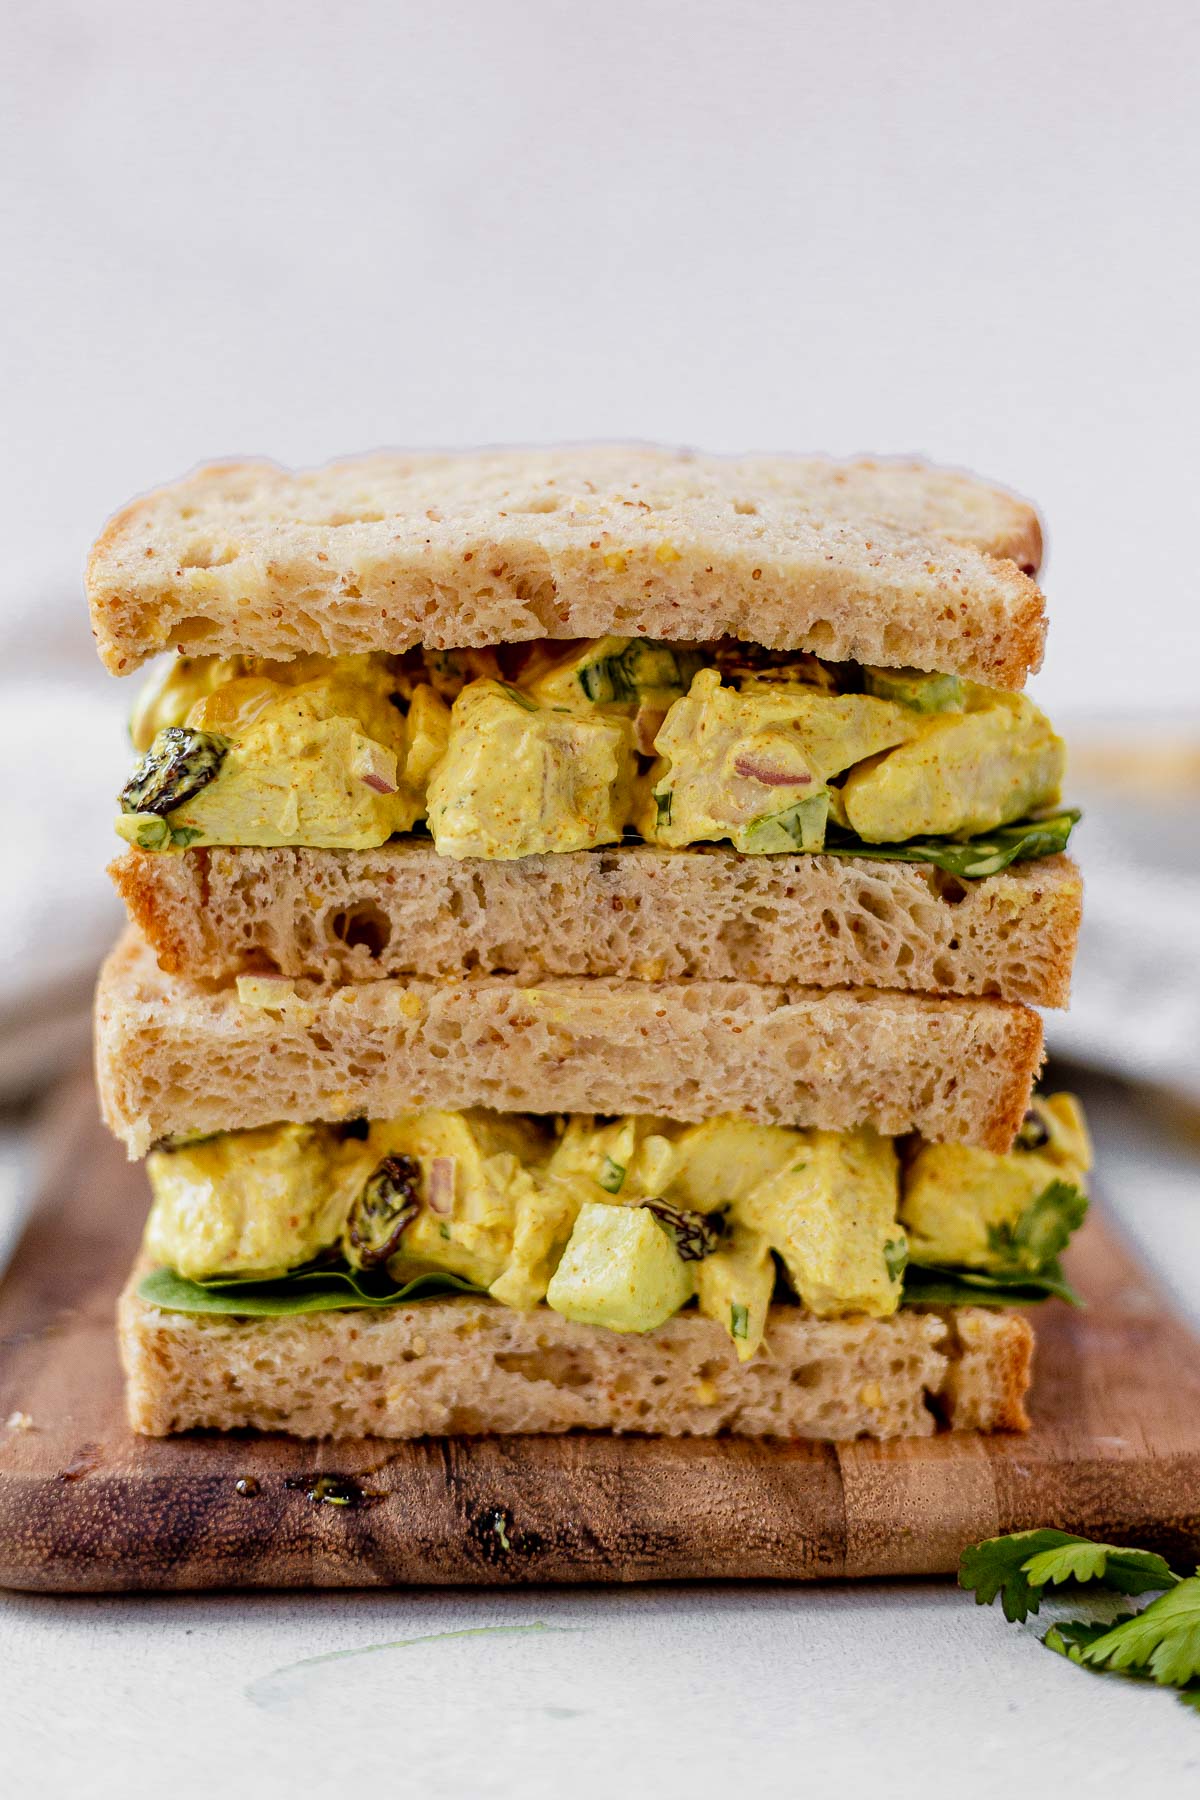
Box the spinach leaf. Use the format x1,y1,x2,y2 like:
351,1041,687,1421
821,808,1080,878
901,1258,1082,1309
139,1263,485,1317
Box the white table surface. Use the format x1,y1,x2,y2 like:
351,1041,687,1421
3,1075,1200,1797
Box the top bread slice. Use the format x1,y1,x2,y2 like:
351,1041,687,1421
88,445,1046,686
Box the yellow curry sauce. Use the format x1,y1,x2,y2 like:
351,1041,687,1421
117,638,1066,859
145,1097,1091,1360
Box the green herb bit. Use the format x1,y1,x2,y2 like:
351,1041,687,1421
579,640,686,705
1015,1107,1052,1151
1070,1579,1200,1688
654,788,673,828
137,1263,485,1318
862,666,964,713
730,1302,749,1339
152,1130,220,1153
1045,1620,1200,1712
883,1237,908,1284
497,682,538,712
580,659,630,705
900,1259,1082,1308
742,791,830,854
598,1156,626,1194
132,815,170,850
125,811,202,851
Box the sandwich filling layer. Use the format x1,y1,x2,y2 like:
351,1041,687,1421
141,1094,1090,1362
116,639,1075,877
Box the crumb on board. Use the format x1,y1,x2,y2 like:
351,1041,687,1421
5,1411,33,1431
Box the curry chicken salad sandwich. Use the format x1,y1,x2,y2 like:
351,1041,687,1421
87,445,1088,1440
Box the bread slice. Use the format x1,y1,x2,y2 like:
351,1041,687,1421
95,928,1043,1157
118,1256,1033,1439
111,842,1082,1007
88,446,1045,686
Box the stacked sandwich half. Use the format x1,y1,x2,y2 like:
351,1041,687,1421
89,446,1088,1441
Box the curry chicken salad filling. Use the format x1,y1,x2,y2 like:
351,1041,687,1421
139,1094,1091,1360
116,638,1078,879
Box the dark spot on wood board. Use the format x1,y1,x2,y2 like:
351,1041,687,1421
284,1473,384,1509
468,1503,544,1564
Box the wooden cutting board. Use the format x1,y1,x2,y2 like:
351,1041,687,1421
2,1080,1199,1592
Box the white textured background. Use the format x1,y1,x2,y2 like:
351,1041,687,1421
3,0,1200,719
3,4,1200,1793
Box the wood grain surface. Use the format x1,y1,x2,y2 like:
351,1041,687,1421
2,1079,1199,1592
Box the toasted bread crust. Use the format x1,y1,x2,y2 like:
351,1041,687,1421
88,446,1045,684
937,1307,1035,1431
118,1255,1033,1440
95,928,1043,1158
110,843,1081,1007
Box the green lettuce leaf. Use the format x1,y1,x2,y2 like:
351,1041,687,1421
138,1263,485,1317
901,1257,1082,1309
822,808,1080,879
147,1244,1083,1321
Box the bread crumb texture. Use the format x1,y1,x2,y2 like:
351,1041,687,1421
119,1265,1032,1440
95,929,1043,1157
88,446,1045,684
111,842,1081,1006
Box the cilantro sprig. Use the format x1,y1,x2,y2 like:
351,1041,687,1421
984,1179,1089,1272
960,1528,1200,1712
961,1529,1176,1622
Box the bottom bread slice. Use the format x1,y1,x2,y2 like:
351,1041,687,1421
119,1261,1033,1440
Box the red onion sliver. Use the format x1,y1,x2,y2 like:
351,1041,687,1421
733,756,812,787
428,1156,456,1214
